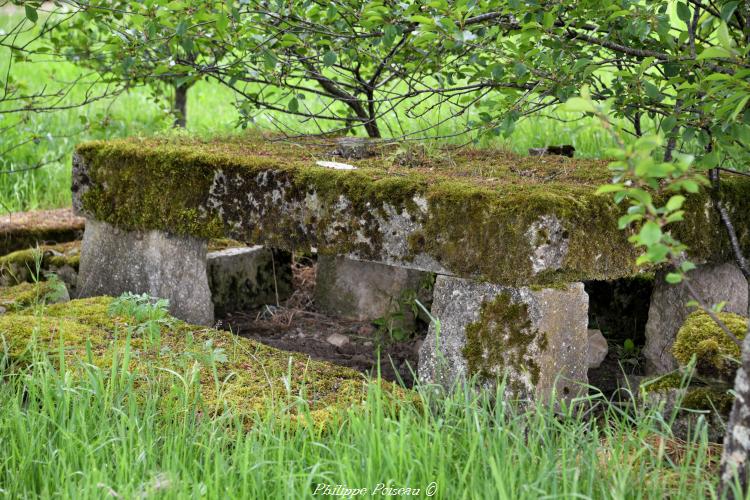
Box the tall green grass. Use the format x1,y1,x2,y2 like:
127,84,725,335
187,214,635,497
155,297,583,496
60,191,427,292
0,325,725,499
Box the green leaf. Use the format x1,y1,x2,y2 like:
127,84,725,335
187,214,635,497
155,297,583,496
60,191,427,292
676,2,691,24
697,46,733,60
595,184,624,194
665,273,683,284
288,97,299,113
639,221,662,246
322,51,337,67
720,2,739,22
25,5,38,23
665,195,685,212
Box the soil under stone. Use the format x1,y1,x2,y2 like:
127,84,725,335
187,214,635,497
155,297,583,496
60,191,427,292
220,256,425,387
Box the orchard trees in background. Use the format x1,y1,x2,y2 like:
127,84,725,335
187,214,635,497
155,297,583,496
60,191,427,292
45,1,231,127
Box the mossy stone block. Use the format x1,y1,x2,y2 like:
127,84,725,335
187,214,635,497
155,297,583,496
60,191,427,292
644,262,748,374
417,275,589,403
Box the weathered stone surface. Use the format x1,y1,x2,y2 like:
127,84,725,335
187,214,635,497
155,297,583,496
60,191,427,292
72,138,750,286
326,333,350,348
207,246,292,316
644,262,748,374
0,208,85,256
77,219,213,325
314,255,433,324
587,329,608,369
418,276,589,402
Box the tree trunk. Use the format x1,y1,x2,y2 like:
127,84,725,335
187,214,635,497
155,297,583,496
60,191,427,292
720,281,750,499
173,83,189,128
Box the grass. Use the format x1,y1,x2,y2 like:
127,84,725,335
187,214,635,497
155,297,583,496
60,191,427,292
0,335,724,499
0,290,735,499
0,12,627,213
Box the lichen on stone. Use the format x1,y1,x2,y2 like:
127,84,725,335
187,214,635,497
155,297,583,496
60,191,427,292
73,135,750,285
461,292,547,394
672,310,748,382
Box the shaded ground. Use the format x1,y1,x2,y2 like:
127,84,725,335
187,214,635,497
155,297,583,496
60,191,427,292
221,256,424,387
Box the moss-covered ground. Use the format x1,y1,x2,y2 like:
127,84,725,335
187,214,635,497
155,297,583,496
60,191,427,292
0,284,409,425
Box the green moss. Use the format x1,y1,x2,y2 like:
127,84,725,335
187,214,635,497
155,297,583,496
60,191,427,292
0,281,67,312
682,387,734,415
74,136,750,285
462,293,546,393
0,296,411,425
673,310,748,381
641,372,684,393
0,242,80,287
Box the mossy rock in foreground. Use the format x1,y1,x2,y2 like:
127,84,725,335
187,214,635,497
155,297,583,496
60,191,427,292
673,310,748,383
0,296,411,425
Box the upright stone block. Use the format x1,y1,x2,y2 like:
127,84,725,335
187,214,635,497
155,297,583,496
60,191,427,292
644,262,748,374
207,246,293,316
314,255,433,322
418,276,589,402
77,219,214,326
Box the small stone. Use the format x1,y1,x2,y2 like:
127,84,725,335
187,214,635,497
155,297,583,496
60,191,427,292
587,329,608,369
326,333,350,348
0,305,6,315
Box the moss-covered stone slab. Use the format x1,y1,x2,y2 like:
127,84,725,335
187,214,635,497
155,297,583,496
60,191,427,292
72,135,750,285
417,275,589,402
0,208,84,256
0,295,408,424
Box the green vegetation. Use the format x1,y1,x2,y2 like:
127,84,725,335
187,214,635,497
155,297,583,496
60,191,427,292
0,291,404,425
0,289,724,498
673,311,748,383
0,10,623,213
73,135,750,286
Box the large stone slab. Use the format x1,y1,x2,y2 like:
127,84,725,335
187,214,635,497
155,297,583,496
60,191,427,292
207,246,292,316
71,138,750,286
77,219,213,325
0,208,85,255
643,262,748,374
314,255,433,322
418,276,589,402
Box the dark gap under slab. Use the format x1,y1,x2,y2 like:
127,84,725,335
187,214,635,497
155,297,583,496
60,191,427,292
219,255,426,388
